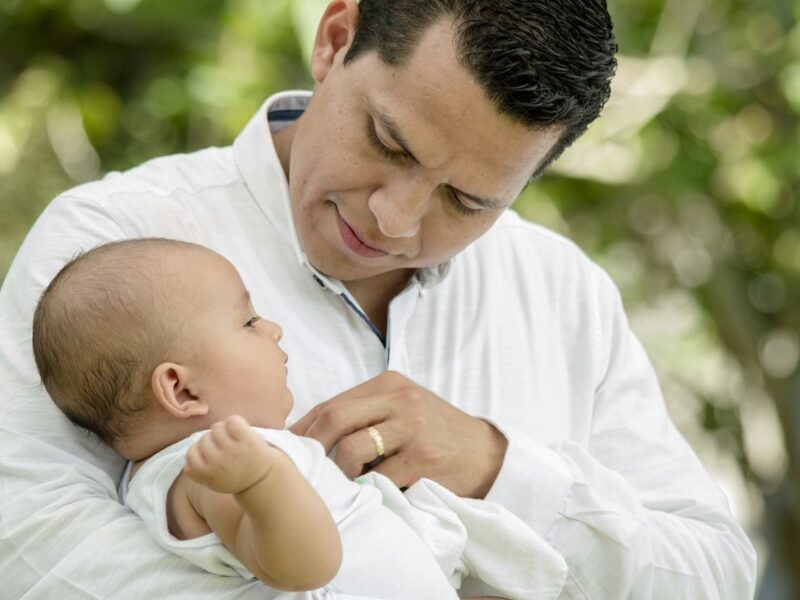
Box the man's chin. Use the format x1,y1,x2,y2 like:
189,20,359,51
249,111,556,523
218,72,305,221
306,252,385,281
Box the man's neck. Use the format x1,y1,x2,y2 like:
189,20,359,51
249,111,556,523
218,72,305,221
345,268,416,336
272,120,295,179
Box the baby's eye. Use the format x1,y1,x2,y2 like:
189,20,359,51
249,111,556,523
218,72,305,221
244,316,260,328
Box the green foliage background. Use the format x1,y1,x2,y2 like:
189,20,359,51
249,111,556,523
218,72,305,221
1,1,798,597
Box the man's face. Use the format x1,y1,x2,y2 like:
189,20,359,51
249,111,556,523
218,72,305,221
281,15,562,288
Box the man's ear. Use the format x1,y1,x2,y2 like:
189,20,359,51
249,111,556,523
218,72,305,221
311,0,359,83
151,363,209,419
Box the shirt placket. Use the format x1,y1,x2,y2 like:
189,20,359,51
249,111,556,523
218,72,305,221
383,283,421,374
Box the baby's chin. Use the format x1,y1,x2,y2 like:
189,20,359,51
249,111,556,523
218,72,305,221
257,388,293,430
281,389,295,428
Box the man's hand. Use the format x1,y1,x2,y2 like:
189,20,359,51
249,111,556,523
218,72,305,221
184,415,275,494
290,371,508,498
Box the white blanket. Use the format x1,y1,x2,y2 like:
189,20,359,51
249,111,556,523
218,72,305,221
361,472,568,599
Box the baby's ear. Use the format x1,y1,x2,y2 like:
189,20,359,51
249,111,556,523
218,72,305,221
151,363,209,419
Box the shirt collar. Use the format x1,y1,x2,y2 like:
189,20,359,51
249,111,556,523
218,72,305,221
232,91,452,294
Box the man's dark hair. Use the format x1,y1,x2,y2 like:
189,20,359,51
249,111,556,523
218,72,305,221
345,0,618,176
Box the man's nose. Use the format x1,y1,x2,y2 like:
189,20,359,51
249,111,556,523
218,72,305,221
368,174,433,239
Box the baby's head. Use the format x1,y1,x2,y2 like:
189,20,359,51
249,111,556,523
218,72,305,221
32,239,293,460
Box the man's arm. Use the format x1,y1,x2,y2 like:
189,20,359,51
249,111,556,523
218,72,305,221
0,193,269,598
177,416,342,591
290,267,757,599
481,265,758,598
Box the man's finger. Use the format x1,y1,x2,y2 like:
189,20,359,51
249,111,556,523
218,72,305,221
334,425,395,479
289,371,410,435
368,453,416,490
288,401,328,436
303,398,393,453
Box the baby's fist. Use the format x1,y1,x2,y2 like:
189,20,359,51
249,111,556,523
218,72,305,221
184,415,274,493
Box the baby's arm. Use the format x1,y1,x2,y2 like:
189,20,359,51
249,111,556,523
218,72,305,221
170,415,342,591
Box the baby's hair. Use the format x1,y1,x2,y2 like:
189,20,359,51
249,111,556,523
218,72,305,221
32,238,201,447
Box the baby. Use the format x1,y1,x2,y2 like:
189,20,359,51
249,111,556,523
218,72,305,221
32,239,525,599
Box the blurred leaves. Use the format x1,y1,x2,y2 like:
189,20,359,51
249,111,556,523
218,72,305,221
0,0,312,266
514,2,799,595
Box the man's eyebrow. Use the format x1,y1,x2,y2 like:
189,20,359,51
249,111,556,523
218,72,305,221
241,290,251,306
374,109,509,210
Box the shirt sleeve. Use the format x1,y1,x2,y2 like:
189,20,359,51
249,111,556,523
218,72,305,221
0,193,277,599
484,265,757,599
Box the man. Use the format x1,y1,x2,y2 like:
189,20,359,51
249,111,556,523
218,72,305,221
0,0,756,598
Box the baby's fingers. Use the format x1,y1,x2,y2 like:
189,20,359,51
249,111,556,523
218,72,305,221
187,429,229,473
205,417,254,455
223,415,253,441
184,441,211,482
206,420,235,449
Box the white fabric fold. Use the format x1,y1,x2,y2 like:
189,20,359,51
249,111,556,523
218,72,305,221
361,472,568,599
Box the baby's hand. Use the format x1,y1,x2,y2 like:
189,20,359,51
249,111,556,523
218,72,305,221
184,415,276,494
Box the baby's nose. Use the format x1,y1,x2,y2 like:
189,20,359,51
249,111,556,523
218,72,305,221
269,321,283,342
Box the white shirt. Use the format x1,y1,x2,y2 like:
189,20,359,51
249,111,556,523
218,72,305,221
0,91,756,599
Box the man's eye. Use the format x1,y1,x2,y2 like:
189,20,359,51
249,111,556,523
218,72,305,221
446,188,482,217
244,316,260,328
367,121,409,161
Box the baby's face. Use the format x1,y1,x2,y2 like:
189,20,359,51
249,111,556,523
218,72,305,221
178,249,293,429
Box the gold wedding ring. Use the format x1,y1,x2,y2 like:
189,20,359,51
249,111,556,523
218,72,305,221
365,426,385,459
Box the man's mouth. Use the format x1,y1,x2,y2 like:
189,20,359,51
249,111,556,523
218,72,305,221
337,215,390,258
